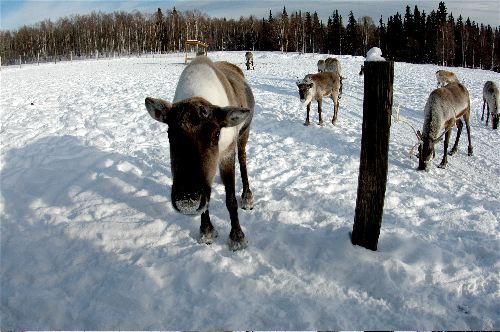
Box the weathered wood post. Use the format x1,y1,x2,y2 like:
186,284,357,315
352,60,394,251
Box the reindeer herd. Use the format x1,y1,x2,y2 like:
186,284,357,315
144,51,498,250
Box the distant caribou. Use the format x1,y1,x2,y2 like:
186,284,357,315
417,82,473,171
317,59,325,73
435,69,458,88
245,51,254,70
481,80,499,129
296,72,342,126
324,57,342,77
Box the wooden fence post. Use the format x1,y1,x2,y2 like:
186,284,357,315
352,60,394,251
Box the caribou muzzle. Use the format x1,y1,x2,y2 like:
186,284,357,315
172,190,208,215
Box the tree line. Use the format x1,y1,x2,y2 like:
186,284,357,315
1,1,498,70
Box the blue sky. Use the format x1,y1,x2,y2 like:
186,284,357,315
1,0,499,31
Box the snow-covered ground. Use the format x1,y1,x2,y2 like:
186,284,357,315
1,51,498,329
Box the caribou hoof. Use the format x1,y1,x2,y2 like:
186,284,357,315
318,120,324,126
199,229,218,245
303,121,310,126
241,191,254,210
228,229,247,251
331,119,337,125
438,162,448,169
448,149,457,156
468,146,473,156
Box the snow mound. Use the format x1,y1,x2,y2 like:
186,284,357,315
366,47,386,62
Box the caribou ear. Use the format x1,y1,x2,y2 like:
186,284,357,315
145,97,172,123
213,106,251,128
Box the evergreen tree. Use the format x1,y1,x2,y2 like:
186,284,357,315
403,5,414,61
378,15,387,55
387,12,404,60
425,10,438,63
279,6,289,52
311,11,322,53
304,11,312,53
454,15,464,66
329,10,344,55
345,11,358,55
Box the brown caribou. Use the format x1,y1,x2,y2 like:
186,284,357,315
145,56,254,250
296,72,342,126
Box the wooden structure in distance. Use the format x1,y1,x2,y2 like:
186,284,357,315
185,40,208,64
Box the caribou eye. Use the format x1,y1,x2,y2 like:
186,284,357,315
198,105,210,119
212,129,220,143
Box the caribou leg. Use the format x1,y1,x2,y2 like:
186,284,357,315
317,99,324,125
486,103,490,125
481,98,486,121
449,119,463,155
304,102,311,126
438,128,452,168
220,152,247,250
464,112,474,156
331,96,338,125
199,210,218,244
238,127,253,210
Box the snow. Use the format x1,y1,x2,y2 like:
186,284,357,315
366,47,386,62
1,51,499,330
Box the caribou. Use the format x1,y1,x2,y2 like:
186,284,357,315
324,57,342,76
317,59,325,73
145,56,254,250
435,69,458,88
481,80,499,129
245,51,254,70
417,82,473,171
296,72,342,126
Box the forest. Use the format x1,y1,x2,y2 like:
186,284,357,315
1,1,499,70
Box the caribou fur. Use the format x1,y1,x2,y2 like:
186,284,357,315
145,56,254,250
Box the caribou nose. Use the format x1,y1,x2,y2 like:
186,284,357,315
172,193,207,215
